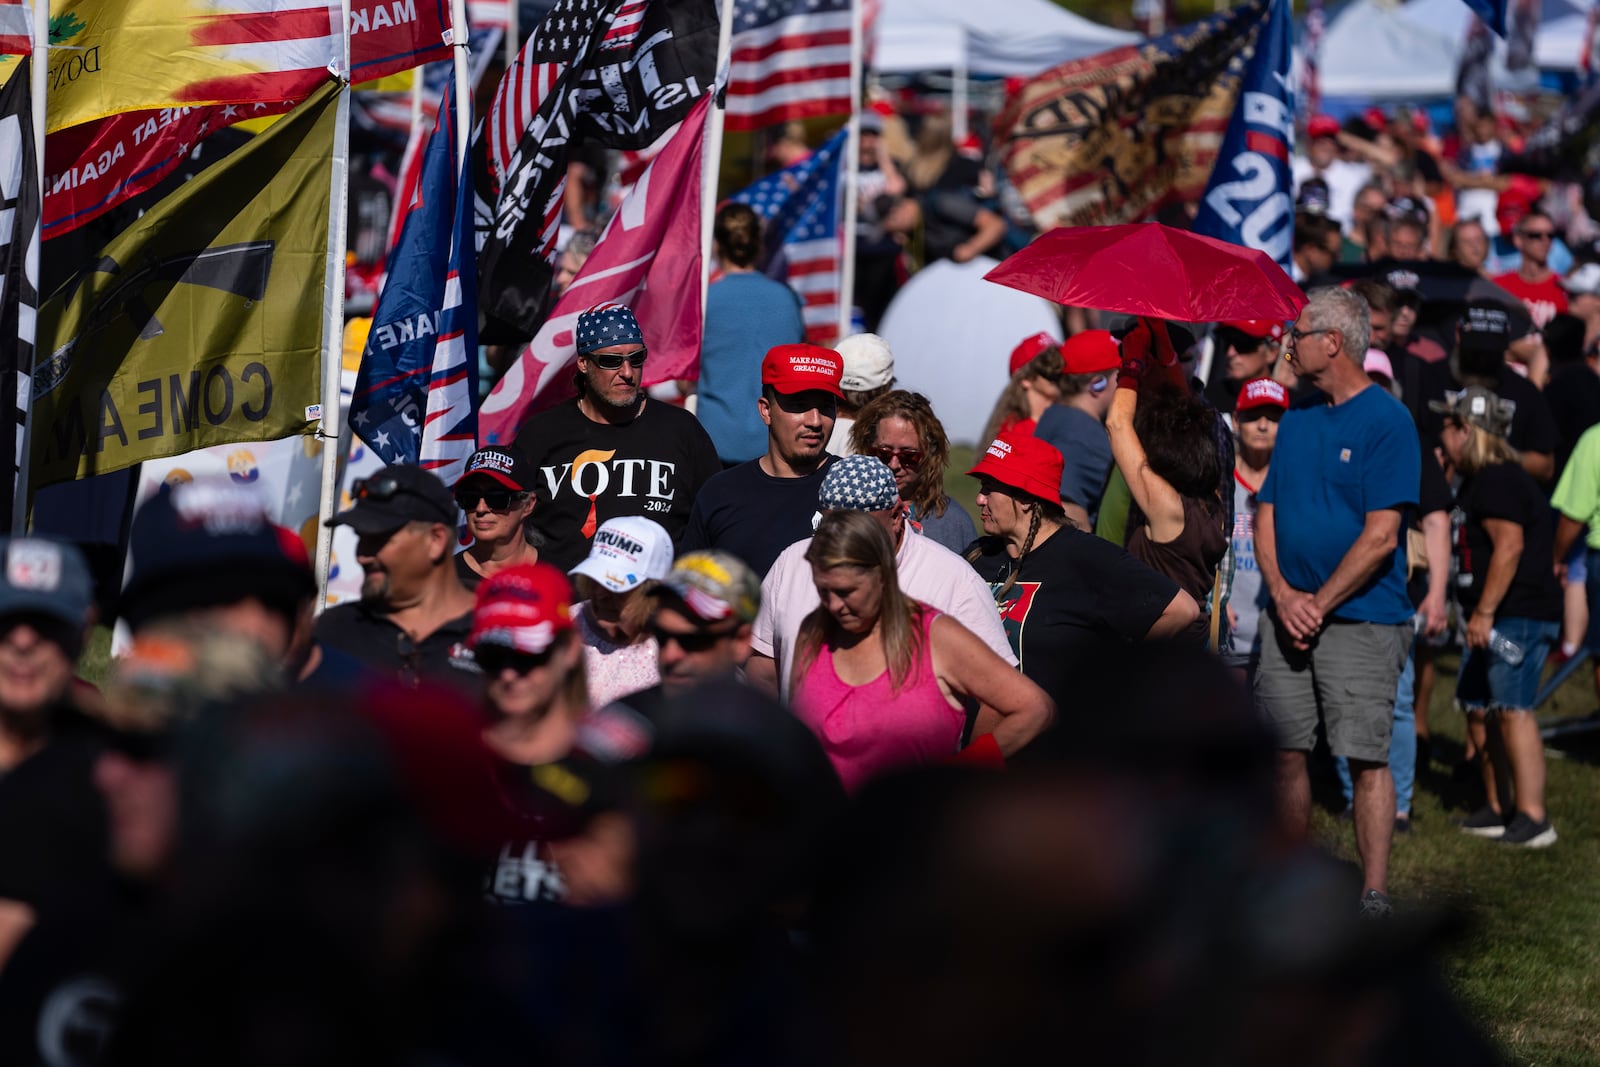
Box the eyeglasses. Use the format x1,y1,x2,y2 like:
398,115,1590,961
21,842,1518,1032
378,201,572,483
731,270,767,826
454,488,525,511
649,622,739,653
474,645,555,675
1518,230,1554,241
868,444,925,471
586,348,648,371
1288,328,1333,345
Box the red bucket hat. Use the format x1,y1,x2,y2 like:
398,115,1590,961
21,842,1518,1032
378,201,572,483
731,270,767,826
967,432,1063,504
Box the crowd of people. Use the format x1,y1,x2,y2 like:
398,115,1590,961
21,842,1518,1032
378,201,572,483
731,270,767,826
2,93,1595,1062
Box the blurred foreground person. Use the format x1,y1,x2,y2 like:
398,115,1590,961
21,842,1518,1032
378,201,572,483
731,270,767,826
791,511,1053,791
811,642,1499,1067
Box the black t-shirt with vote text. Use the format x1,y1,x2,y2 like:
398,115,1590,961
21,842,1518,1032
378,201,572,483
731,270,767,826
513,399,721,573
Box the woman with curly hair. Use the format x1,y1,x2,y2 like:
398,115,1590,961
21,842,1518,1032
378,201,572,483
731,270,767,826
850,390,976,554
1107,320,1229,645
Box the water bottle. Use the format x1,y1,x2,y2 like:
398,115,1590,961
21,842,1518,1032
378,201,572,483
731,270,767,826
1488,629,1525,666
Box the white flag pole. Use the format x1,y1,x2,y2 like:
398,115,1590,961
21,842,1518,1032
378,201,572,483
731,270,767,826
838,0,865,340
12,0,49,534
505,0,518,70
450,0,472,166
314,2,353,613
701,0,736,321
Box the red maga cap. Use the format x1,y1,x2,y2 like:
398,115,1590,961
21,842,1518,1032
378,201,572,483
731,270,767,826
1008,332,1058,376
1060,330,1121,374
966,432,1064,504
1220,319,1286,342
1307,114,1340,139
468,563,575,655
1236,377,1289,414
762,343,844,398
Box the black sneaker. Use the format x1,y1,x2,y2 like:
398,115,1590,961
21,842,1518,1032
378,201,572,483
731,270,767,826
1500,812,1557,849
1393,816,1412,835
1456,805,1506,839
1359,889,1393,919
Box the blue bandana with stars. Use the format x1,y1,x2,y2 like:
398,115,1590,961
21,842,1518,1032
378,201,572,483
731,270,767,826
818,455,899,513
576,302,644,355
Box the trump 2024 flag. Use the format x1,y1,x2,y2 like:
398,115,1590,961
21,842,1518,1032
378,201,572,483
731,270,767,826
1193,0,1294,276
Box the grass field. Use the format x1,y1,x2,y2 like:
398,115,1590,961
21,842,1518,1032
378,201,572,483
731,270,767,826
943,444,1600,1064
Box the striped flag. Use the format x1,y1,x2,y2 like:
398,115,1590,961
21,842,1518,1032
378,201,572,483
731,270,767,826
352,81,480,483
467,0,512,29
601,0,648,50
730,127,845,344
0,0,28,55
725,0,853,133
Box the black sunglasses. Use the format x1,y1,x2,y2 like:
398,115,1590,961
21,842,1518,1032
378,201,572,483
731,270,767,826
103,728,177,764
586,348,648,371
455,488,524,511
649,622,738,653
475,644,556,675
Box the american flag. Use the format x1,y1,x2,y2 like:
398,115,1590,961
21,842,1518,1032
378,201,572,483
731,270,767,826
726,0,853,132
601,0,648,50
467,0,512,29
730,128,845,343
0,0,28,56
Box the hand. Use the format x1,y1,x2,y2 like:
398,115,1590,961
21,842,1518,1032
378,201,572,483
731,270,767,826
1421,593,1448,638
1118,320,1151,392
951,241,977,264
1227,603,1239,630
1143,316,1178,367
1273,587,1324,643
1554,560,1569,584
1466,609,1494,651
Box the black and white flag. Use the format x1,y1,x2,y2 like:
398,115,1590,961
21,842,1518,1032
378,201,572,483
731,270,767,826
0,58,39,529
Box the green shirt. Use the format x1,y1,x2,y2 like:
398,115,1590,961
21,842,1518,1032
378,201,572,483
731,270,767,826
1551,424,1600,550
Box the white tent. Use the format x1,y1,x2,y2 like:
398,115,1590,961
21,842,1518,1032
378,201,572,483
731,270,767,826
1320,0,1593,99
874,0,1137,78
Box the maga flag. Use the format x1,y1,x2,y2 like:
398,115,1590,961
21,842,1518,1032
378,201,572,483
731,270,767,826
1193,0,1293,274
997,0,1268,232
31,80,341,488
39,0,448,133
351,82,479,485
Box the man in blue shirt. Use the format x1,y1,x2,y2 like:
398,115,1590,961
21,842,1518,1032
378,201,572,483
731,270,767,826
1255,287,1420,920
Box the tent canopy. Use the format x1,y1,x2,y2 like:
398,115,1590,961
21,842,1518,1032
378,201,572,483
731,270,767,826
875,0,1137,77
1320,0,1593,99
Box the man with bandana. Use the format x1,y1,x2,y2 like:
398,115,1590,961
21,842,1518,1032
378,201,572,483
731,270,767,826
511,303,722,571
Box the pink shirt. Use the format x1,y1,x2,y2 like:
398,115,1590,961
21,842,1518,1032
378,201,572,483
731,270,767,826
791,607,963,793
574,601,660,708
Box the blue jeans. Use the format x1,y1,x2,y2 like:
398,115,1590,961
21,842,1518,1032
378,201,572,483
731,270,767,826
1337,633,1417,817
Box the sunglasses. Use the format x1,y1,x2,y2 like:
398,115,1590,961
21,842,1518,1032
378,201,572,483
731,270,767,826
454,488,525,511
354,474,409,502
1518,230,1554,241
868,444,925,471
102,728,177,764
586,348,648,371
649,622,739,653
475,644,556,675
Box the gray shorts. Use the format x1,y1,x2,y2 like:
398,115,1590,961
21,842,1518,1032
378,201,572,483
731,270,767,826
1253,614,1410,763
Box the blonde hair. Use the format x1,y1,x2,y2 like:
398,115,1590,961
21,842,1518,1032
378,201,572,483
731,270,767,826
794,511,926,691
571,575,659,642
1452,420,1522,475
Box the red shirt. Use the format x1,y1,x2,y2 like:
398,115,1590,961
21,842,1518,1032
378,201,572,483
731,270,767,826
1492,271,1568,329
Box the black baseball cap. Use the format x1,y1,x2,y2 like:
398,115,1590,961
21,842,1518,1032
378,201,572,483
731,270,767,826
457,447,531,493
326,464,457,535
1457,301,1516,357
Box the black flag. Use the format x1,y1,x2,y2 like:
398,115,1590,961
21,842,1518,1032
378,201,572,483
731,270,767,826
0,59,39,529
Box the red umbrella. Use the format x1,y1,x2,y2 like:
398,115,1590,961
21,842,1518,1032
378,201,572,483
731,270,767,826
984,223,1307,323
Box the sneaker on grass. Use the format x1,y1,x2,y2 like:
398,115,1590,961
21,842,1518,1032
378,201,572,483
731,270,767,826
1456,805,1506,838
1358,889,1393,920
1500,812,1557,849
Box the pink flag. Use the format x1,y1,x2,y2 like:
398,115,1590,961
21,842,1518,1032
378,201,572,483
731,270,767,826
477,94,709,447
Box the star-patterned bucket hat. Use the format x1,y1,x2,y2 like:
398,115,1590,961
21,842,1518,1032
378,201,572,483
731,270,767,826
817,455,899,514
575,302,645,356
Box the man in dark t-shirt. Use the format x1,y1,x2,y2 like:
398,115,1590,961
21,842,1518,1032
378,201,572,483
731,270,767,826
511,302,721,572
681,345,844,577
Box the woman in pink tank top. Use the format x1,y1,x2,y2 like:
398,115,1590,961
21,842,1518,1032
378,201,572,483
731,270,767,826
790,511,1055,793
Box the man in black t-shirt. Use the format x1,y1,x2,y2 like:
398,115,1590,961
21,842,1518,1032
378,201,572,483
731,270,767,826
511,302,721,571
681,345,844,577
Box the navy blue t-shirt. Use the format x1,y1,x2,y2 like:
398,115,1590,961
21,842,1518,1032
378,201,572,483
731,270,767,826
1035,404,1112,515
1258,385,1419,625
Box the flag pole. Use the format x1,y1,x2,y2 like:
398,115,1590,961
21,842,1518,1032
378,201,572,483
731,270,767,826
314,2,353,612
838,0,864,340
505,0,518,70
702,0,736,321
450,0,471,166
12,0,49,534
